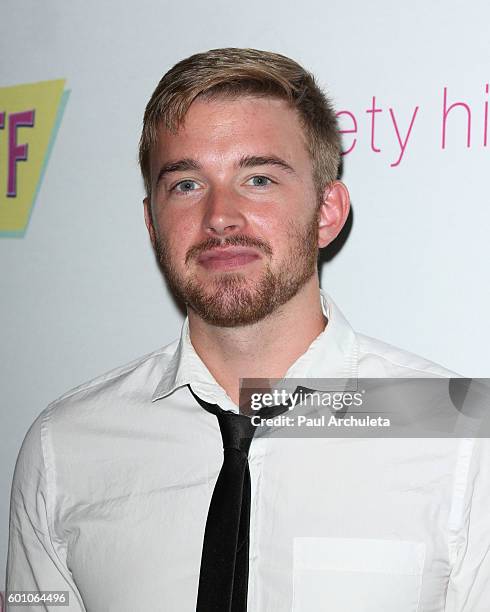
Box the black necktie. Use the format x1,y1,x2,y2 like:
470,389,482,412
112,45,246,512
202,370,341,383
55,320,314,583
188,384,257,612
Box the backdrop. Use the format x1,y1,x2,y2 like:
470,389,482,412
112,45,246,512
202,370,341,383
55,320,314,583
1,0,489,592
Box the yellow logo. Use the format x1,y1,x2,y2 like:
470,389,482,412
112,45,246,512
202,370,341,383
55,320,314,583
0,79,68,236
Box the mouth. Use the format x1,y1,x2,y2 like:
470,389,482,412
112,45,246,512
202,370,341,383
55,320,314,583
197,246,262,271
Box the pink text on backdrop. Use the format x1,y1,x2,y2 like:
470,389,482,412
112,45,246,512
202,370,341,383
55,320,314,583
0,109,35,197
336,84,489,166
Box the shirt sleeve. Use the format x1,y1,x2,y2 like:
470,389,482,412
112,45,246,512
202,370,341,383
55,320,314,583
5,407,86,611
445,437,490,611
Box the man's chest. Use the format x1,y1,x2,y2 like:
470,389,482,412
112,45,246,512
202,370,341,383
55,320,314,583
58,428,460,611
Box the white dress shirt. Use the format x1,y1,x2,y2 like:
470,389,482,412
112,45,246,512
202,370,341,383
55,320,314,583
6,290,490,611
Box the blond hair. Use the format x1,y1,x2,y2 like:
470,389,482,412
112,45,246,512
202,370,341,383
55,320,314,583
139,48,341,197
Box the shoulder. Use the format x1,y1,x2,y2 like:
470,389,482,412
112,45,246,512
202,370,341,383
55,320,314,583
29,339,179,437
54,341,177,405
10,340,180,519
356,333,460,378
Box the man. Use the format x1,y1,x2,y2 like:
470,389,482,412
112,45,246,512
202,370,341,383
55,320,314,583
6,48,490,611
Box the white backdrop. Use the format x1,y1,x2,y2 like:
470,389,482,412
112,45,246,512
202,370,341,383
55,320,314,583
1,0,489,591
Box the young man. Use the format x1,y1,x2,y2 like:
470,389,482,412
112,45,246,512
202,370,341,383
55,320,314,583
6,49,489,611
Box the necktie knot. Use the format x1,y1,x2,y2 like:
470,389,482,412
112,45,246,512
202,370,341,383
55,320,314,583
187,384,257,455
217,411,256,456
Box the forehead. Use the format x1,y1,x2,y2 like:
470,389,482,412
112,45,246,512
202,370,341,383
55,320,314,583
152,95,310,166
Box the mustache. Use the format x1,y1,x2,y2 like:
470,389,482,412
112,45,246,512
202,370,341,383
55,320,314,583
185,235,273,264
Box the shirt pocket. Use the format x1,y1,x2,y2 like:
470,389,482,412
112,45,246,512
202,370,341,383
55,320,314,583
292,537,426,612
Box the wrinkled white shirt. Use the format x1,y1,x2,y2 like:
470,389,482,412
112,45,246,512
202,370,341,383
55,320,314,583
6,290,490,611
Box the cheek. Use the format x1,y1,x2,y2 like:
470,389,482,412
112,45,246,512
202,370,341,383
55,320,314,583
159,214,197,259
247,210,282,237
248,215,290,263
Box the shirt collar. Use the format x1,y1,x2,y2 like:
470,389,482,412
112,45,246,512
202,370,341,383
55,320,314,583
152,288,359,404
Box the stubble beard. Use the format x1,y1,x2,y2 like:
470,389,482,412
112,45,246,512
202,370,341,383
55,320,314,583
155,212,320,327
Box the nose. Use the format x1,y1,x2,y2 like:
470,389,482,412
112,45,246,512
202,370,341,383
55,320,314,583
202,185,246,237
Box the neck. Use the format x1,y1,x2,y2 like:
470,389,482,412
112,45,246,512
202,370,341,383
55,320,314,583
187,276,326,405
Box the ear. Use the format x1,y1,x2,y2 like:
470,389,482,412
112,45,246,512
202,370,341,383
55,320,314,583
143,197,157,248
317,180,350,248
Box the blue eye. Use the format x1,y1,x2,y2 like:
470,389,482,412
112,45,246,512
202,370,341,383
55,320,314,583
248,176,273,187
173,180,199,193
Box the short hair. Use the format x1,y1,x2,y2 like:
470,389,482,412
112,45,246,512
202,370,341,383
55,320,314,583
139,48,341,198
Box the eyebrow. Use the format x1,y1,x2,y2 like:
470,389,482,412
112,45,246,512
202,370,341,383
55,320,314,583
156,158,201,185
237,155,296,174
155,154,296,186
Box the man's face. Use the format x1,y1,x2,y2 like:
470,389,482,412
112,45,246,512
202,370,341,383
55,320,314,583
145,95,323,327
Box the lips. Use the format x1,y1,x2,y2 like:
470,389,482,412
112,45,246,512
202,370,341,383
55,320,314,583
197,246,261,270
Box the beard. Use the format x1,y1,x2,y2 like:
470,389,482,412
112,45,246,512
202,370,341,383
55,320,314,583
154,210,320,327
